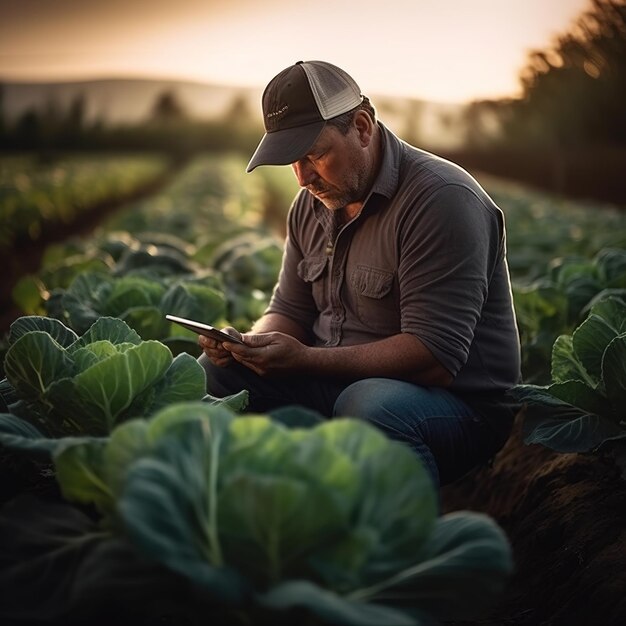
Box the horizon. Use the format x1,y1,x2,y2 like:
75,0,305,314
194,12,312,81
0,74,477,108
0,0,591,105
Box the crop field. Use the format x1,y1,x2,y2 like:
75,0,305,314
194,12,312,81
0,153,170,250
0,152,625,625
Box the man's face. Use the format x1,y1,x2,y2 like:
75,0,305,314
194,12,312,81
291,121,370,211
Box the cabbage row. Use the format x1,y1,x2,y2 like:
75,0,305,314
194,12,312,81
5,163,626,453
0,154,513,623
0,153,170,250
485,178,626,460
1,155,625,623
8,155,287,363
0,316,512,625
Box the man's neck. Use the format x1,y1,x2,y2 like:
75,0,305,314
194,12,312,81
344,126,383,220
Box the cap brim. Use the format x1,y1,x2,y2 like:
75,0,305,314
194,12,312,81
246,121,326,172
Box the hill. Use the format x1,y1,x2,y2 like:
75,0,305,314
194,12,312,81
0,76,467,149
0,77,261,125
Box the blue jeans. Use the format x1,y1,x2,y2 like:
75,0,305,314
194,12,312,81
199,355,511,487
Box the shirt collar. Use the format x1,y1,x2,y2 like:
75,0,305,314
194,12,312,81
369,122,401,199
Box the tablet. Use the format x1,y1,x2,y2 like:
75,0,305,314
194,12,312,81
166,315,245,344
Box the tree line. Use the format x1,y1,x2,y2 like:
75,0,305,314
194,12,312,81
465,0,625,150
445,0,626,205
0,88,261,159
1,1,623,203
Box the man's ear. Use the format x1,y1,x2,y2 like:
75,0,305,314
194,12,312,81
353,110,375,147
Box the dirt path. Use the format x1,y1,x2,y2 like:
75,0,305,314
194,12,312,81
441,415,626,626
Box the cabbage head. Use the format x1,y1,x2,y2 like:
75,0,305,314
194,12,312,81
1,315,206,436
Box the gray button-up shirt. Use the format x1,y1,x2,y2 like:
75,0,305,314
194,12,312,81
266,123,521,395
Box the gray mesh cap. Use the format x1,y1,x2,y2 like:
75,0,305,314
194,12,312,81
246,60,363,172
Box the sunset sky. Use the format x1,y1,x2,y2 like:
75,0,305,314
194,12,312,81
0,0,591,103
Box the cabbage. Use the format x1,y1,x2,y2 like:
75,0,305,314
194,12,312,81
0,315,206,436
0,403,513,624
514,296,626,452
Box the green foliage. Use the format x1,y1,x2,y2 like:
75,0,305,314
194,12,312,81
102,155,270,243
0,403,513,624
213,233,283,292
211,232,283,328
10,156,286,334
514,296,626,453
492,178,626,281
0,154,169,249
0,316,206,436
512,248,626,383
48,270,227,342
10,229,229,354
480,177,626,384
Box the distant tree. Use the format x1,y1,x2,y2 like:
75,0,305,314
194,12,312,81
222,93,254,126
0,83,5,138
462,99,513,148
41,95,62,129
376,98,402,118
58,93,88,147
502,0,626,148
436,108,468,149
66,93,87,129
14,108,43,148
150,90,187,122
402,99,424,146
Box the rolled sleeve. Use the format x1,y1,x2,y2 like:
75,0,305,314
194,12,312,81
399,184,503,376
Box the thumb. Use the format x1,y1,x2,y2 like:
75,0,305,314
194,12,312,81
241,332,274,348
221,326,243,341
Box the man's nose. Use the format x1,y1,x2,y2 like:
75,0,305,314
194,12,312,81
292,159,318,187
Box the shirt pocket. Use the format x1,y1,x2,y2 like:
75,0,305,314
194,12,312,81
297,255,328,310
350,265,399,332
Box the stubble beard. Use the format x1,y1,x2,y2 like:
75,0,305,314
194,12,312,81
309,160,370,211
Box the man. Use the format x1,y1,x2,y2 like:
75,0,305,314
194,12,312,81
198,60,521,487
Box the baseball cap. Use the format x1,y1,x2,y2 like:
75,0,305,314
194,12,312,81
246,60,363,172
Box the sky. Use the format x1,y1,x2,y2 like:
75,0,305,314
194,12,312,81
0,0,591,104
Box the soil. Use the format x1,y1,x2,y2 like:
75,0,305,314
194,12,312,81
441,413,626,626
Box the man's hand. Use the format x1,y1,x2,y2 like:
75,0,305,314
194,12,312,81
199,318,452,387
225,332,306,377
198,326,244,367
